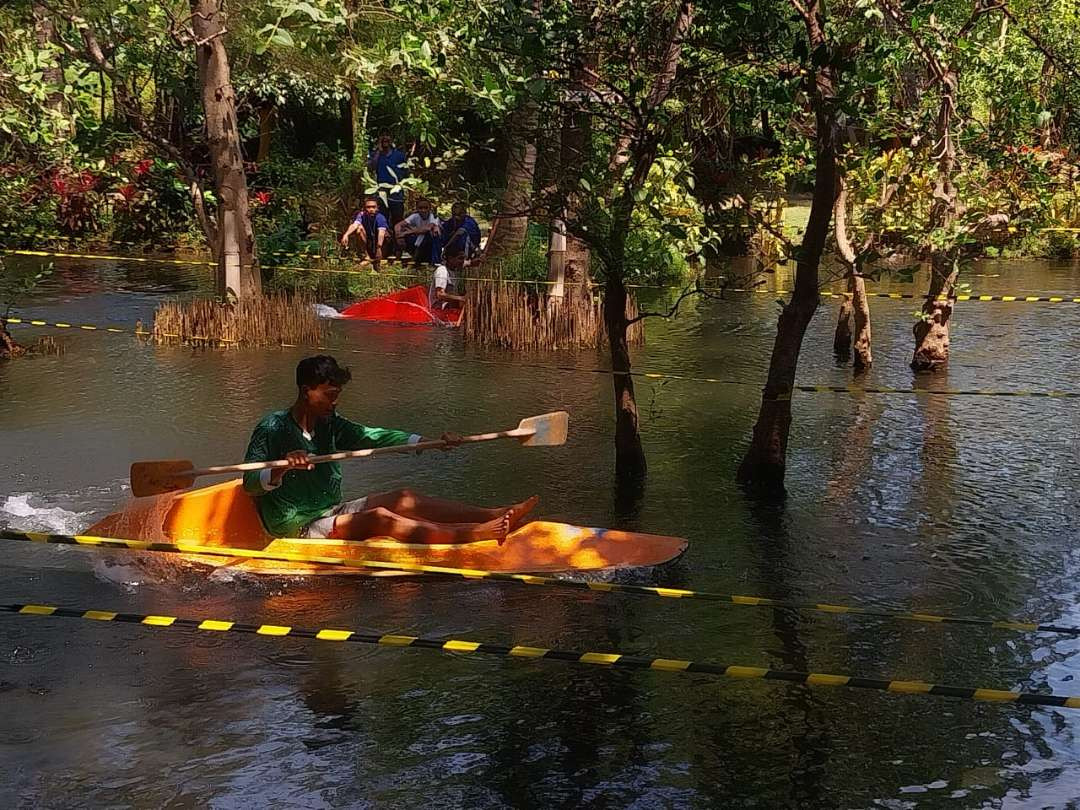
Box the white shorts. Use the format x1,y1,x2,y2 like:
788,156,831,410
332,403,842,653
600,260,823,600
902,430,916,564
300,496,369,539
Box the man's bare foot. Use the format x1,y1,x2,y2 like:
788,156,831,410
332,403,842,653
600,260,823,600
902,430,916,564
466,513,511,544
506,495,540,531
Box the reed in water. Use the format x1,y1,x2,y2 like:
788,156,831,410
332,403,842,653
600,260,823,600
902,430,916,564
151,293,323,347
462,280,643,350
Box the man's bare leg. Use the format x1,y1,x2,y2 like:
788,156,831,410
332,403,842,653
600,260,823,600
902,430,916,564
364,489,538,529
329,506,509,544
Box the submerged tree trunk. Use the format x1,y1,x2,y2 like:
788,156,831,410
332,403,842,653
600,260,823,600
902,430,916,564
833,293,853,358
484,101,539,263
831,174,872,369
604,273,646,478
877,0,967,371
738,0,838,490
851,276,872,370
911,64,960,370
911,257,957,370
0,319,25,359
191,0,260,299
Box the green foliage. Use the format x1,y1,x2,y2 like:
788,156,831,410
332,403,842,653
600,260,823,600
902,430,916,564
112,158,193,242
0,0,1078,275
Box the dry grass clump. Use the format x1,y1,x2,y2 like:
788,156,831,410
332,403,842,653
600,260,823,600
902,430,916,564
30,335,64,355
151,293,323,347
462,281,644,350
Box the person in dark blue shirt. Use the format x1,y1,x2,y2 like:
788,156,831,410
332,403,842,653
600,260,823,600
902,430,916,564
340,196,389,266
367,132,409,228
441,202,483,270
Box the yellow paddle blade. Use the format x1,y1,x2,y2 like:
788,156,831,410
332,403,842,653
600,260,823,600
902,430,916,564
130,460,197,498
516,411,568,446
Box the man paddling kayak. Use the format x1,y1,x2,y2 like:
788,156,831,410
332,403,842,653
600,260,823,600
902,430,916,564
243,355,537,543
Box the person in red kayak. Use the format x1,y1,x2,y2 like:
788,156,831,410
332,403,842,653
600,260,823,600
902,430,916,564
243,355,537,543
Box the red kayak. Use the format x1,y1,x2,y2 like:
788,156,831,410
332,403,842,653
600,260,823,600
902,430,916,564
340,285,461,325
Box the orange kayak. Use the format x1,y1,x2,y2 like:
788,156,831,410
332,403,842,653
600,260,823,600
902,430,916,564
87,480,687,576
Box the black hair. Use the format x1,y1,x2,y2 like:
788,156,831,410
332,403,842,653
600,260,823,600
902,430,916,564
296,355,352,388
451,201,467,213
363,195,381,205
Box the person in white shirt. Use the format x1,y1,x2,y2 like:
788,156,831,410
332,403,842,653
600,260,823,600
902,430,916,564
395,197,442,266
429,264,465,312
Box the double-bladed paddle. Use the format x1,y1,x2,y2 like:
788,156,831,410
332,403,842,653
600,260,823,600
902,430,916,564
130,411,568,498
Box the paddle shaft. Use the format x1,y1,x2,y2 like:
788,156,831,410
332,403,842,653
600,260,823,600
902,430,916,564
187,427,533,478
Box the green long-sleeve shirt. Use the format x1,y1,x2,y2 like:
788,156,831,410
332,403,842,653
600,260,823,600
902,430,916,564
242,409,417,536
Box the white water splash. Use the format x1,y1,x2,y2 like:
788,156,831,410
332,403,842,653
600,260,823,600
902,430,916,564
312,303,342,319
1,493,90,535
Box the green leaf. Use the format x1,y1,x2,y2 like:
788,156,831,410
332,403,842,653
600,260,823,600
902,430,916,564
271,28,296,48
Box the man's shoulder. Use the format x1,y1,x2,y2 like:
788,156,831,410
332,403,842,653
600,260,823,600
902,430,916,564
255,410,290,431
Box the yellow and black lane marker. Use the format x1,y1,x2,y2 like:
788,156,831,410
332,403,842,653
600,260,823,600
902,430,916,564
3,601,1078,708
812,290,1080,303
0,248,216,267
788,383,1080,399
4,530,1078,638
3,317,236,344
3,316,130,334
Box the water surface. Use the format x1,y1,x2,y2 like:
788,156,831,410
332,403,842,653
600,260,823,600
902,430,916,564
2,254,1080,807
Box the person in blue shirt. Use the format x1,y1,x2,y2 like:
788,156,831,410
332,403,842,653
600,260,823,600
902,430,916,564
441,202,482,269
339,196,388,266
367,132,409,230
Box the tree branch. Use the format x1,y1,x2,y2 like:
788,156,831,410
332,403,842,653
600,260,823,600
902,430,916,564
626,281,704,325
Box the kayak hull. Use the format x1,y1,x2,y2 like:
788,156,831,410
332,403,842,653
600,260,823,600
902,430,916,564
87,481,687,576
339,285,461,326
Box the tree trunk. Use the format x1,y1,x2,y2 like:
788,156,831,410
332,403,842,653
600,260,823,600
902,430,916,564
484,101,539,263
604,273,646,479
32,3,65,117
851,274,872,371
191,0,260,299
738,0,838,490
877,0,965,371
832,174,872,369
912,63,960,370
911,256,957,371
349,86,368,161
551,34,596,292
833,292,853,358
0,319,25,359
548,218,567,301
